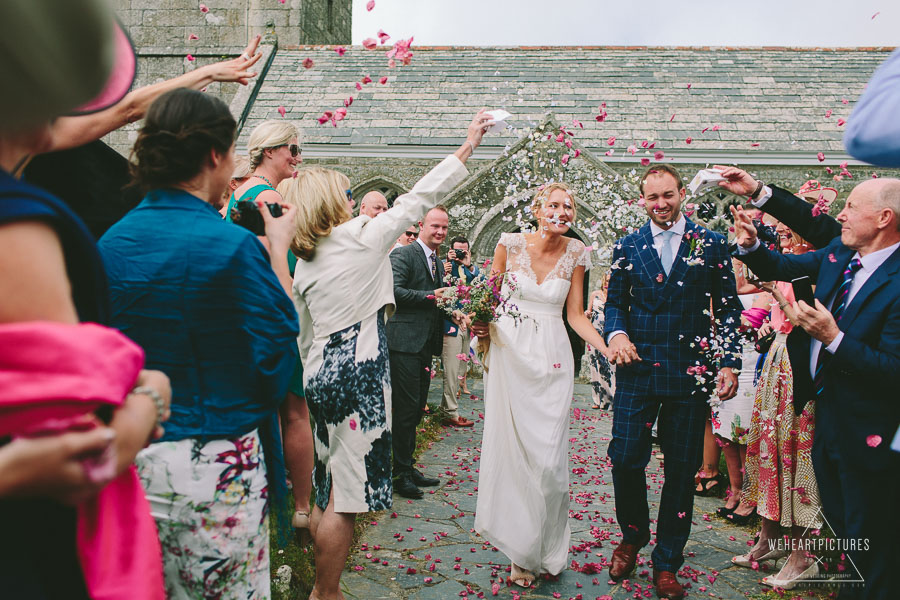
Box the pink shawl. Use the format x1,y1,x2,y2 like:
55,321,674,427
0,321,164,600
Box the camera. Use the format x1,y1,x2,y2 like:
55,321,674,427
231,200,283,236
452,249,467,261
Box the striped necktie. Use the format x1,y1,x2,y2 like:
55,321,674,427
813,258,862,395
431,254,440,284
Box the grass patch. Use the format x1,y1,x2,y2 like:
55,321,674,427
271,400,449,599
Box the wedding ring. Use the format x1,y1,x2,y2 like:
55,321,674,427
240,53,251,60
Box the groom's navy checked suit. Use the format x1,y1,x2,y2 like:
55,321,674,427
604,217,742,573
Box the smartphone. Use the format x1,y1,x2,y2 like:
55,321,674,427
791,276,815,306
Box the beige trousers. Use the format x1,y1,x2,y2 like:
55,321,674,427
441,329,469,418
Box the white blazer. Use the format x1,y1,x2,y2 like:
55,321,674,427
291,154,469,364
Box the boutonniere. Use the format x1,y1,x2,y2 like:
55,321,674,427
684,231,707,266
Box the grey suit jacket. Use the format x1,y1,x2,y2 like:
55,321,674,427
386,242,444,355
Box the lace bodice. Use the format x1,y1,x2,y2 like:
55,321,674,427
499,232,592,285
498,232,592,311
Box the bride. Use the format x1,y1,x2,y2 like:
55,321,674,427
472,183,611,587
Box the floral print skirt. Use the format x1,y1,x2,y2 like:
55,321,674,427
304,309,392,514
136,429,270,600
742,334,821,528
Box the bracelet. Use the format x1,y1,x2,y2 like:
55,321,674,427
778,302,789,310
465,140,475,154
131,385,165,426
748,180,765,200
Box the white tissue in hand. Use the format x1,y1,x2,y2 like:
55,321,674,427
486,109,512,133
688,168,725,196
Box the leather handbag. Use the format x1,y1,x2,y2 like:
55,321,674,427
755,330,776,354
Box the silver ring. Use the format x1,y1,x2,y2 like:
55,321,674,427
240,53,251,60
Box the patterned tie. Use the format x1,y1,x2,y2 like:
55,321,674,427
431,254,440,284
813,257,862,395
659,230,676,276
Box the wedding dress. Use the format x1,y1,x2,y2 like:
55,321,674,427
474,232,591,575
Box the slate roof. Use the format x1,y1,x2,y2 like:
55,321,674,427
240,46,892,157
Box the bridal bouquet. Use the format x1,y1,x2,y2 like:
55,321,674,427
434,266,524,325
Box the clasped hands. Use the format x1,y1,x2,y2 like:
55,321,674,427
608,334,737,400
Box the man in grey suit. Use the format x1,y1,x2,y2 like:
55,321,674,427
387,205,461,498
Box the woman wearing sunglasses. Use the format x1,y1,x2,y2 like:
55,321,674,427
225,119,302,225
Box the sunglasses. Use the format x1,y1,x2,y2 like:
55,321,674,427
274,143,301,157
345,189,353,200
404,230,418,238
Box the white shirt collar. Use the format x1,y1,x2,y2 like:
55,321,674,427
649,213,686,238
855,240,900,273
415,237,435,258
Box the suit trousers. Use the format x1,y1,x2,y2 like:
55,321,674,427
608,391,707,572
390,346,433,477
813,436,899,600
440,331,468,418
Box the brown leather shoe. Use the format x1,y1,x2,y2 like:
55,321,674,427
608,532,650,581
652,569,684,600
443,416,474,427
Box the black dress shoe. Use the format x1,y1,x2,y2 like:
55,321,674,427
411,468,439,487
394,475,423,499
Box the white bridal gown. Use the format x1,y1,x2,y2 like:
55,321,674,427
474,232,591,575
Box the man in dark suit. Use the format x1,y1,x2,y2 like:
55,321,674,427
604,165,743,599
386,205,454,499
730,178,900,600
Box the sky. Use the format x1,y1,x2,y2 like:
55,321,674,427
351,0,898,47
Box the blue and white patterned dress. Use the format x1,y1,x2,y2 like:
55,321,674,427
304,308,393,513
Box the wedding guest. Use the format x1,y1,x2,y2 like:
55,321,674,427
440,236,479,427
360,190,389,218
393,222,419,250
0,2,169,598
287,111,491,600
730,174,900,599
219,154,252,216
586,271,614,410
729,218,823,589
99,88,300,599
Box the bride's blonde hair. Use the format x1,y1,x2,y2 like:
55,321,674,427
531,182,577,221
278,166,352,261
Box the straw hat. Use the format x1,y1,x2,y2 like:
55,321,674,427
796,180,838,204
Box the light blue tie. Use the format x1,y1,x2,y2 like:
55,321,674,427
659,230,676,276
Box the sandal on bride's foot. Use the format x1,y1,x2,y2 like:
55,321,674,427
293,510,312,546
507,563,535,588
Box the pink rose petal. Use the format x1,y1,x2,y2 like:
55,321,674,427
186,54,195,62
349,418,357,431
379,76,388,84
302,57,314,69
367,0,375,10
277,106,286,118
362,38,377,50
199,4,209,13
335,46,347,56
817,152,826,162
866,435,882,448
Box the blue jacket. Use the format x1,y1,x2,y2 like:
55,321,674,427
844,48,900,167
99,189,299,442
736,238,900,468
604,218,742,397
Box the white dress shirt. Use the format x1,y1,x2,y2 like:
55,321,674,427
607,215,685,343
416,236,437,279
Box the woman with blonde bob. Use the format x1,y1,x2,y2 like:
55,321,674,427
286,111,493,600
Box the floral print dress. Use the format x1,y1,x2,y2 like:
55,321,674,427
137,429,270,600
303,308,393,513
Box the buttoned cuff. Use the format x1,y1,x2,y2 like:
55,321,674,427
734,239,761,255
607,330,627,344
825,331,844,354
750,186,772,207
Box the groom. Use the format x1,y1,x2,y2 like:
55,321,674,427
386,205,451,499
604,165,742,599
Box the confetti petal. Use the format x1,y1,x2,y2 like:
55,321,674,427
367,0,375,10
866,435,882,448
335,46,347,56
362,38,377,50
199,3,209,13
302,57,314,69
277,106,286,118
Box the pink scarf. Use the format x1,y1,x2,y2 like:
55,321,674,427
0,321,164,600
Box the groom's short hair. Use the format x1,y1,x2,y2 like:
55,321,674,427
639,164,684,195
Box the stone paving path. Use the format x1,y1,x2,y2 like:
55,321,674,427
341,380,805,599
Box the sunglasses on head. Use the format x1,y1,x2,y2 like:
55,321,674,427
404,230,418,238
274,143,301,157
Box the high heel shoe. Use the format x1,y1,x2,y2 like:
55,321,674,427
725,507,757,525
762,561,820,589
292,510,312,546
731,547,789,568
715,505,736,518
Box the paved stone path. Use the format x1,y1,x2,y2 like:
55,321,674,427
342,380,810,599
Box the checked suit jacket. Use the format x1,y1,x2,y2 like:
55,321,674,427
604,217,743,397
736,238,900,467
386,241,445,356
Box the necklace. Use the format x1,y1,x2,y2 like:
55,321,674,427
255,174,275,188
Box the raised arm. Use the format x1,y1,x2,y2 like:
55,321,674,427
47,36,263,152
